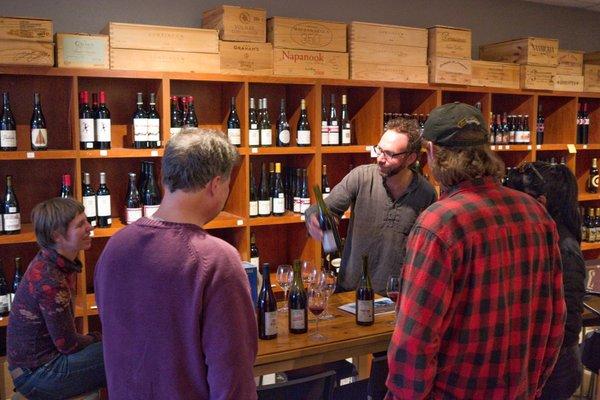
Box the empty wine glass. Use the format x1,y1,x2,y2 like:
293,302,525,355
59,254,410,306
320,269,337,320
308,286,328,341
301,260,316,288
276,264,293,313
386,275,401,325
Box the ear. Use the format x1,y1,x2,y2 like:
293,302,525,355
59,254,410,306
406,152,418,166
51,230,65,246
207,175,223,197
537,194,547,207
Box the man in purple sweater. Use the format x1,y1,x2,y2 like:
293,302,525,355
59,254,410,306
95,128,258,399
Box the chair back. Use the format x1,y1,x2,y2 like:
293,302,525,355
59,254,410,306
258,370,336,400
367,354,389,400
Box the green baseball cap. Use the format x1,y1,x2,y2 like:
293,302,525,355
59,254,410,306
423,102,488,147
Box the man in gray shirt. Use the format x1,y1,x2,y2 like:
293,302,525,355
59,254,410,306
306,118,437,293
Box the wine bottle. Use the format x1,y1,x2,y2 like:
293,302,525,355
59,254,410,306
91,92,99,118
82,172,97,227
296,99,311,147
132,92,148,149
341,94,351,145
536,105,544,145
0,261,9,316
30,92,48,151
142,161,160,218
285,167,294,212
250,232,259,267
288,259,307,334
272,162,285,216
79,91,95,150
139,161,149,198
299,169,310,214
258,263,278,340
3,175,20,235
249,162,258,218
96,90,111,150
96,172,112,228
582,103,590,145
356,254,374,326
293,168,301,214
313,185,341,254
59,174,72,198
0,92,17,151
260,98,272,146
276,99,290,147
258,162,271,216
248,97,260,147
495,114,503,145
321,95,329,146
125,172,142,224
588,158,599,194
227,96,241,146
322,164,331,199
184,95,198,128
10,257,23,306
328,94,339,146
147,92,161,149
170,96,183,137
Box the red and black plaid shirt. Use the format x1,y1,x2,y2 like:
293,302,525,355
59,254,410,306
386,177,566,400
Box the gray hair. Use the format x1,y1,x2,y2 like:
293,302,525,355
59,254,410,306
162,128,239,193
31,197,85,249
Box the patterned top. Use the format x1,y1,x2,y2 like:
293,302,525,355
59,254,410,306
386,177,566,400
7,248,96,369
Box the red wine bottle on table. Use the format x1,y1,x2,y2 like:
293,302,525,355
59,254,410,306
288,259,307,334
356,254,374,326
258,263,278,340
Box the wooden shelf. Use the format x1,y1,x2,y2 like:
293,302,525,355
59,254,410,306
248,146,316,155
249,212,306,226
579,193,600,202
535,144,567,151
582,242,600,251
0,150,77,160
321,145,373,154
576,144,600,151
80,148,164,159
0,224,36,245
87,293,98,315
489,144,532,152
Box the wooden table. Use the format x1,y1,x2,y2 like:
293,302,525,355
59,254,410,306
254,292,395,378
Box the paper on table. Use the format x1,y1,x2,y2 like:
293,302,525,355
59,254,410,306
338,297,396,315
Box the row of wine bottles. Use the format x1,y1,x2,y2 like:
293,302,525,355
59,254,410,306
489,113,532,145
0,257,23,316
582,207,600,243
0,92,48,151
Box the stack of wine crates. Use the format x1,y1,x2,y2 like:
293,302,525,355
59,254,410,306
553,50,584,92
584,52,600,93
0,16,54,66
427,25,472,85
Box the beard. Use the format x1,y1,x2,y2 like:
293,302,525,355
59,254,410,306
378,163,405,178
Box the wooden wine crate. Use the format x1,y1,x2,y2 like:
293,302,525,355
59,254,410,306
350,62,428,83
102,22,219,53
479,37,559,66
584,64,600,93
428,56,472,85
553,74,584,92
427,25,472,59
110,48,220,73
267,17,346,52
556,49,584,75
349,42,426,66
55,33,109,69
273,48,348,79
0,39,53,66
584,51,600,65
219,41,272,75
520,65,555,90
470,60,520,89
202,5,266,43
0,16,52,42
348,21,427,47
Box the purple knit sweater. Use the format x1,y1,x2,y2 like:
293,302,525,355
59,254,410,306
94,218,258,400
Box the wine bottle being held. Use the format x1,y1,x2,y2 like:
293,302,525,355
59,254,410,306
142,161,160,218
184,95,198,128
30,92,48,151
260,98,272,147
0,261,9,316
328,94,339,146
322,164,331,199
227,97,241,146
258,162,271,216
288,259,308,334
125,172,142,224
258,263,278,340
248,97,259,147
96,90,111,150
82,172,97,227
10,257,23,306
96,172,112,228
276,99,290,147
132,92,148,149
249,163,258,218
3,175,20,235
321,95,329,146
313,184,341,254
296,99,311,146
341,94,351,145
356,254,374,326
170,96,183,137
1,92,17,151
59,174,72,198
147,92,161,148
272,162,285,216
79,91,95,150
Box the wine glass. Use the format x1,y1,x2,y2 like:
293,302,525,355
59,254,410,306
320,269,337,320
308,286,328,341
276,264,293,313
301,260,316,288
386,275,401,325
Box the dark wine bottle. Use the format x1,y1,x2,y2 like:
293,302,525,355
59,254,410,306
147,92,161,149
184,95,198,128
588,158,599,194
132,92,148,149
0,261,8,316
299,169,310,215
91,92,99,118
582,103,590,145
82,172,97,227
249,162,258,218
341,94,351,145
296,98,311,147
536,105,544,146
30,92,48,151
125,172,142,224
260,98,272,147
96,172,112,228
142,161,160,218
258,263,278,340
227,97,241,146
321,94,329,146
10,257,23,306
59,174,72,198
272,162,285,216
322,164,330,199
170,96,183,137
96,90,111,150
577,103,583,144
356,254,374,326
328,94,339,146
139,161,149,198
79,90,95,150
1,92,17,151
248,97,260,147
250,232,259,267
293,168,301,214
313,185,341,254
288,259,307,334
3,175,20,235
276,99,290,147
258,162,271,216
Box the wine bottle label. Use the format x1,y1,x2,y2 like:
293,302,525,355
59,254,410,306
290,308,306,330
133,118,148,142
264,311,278,336
300,198,310,214
79,118,95,143
147,119,160,142
273,196,285,214
249,129,260,146
297,130,310,145
228,128,241,145
126,207,143,224
0,213,3,231
31,128,48,148
0,294,9,314
342,128,351,144
328,126,339,145
0,130,17,147
585,118,590,125
83,195,97,218
322,230,338,253
293,196,301,213
495,132,503,144
96,119,112,142
592,175,599,189
321,121,329,145
3,213,21,231
249,200,258,217
260,129,272,146
97,194,111,217
278,129,290,145
258,200,271,215
357,300,374,323
170,127,182,137
250,256,259,267
537,123,544,133
143,204,160,218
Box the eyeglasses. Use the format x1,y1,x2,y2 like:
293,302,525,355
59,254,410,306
372,145,409,159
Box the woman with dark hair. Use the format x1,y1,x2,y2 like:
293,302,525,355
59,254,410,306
508,161,585,400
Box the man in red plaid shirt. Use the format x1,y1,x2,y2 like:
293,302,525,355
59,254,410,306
386,103,566,400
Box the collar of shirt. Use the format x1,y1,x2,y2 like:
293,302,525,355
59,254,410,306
39,248,83,274
383,170,419,203
441,176,497,200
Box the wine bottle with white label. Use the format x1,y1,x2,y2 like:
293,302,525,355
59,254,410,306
142,161,160,218
79,91,95,150
0,92,17,151
328,94,339,146
258,263,278,340
96,91,111,150
132,92,148,149
250,232,259,267
96,172,112,228
249,162,258,218
3,175,20,235
276,99,290,147
147,92,161,149
248,97,259,147
322,164,331,199
227,97,241,146
258,162,271,216
288,259,307,334
30,92,48,151
0,261,9,316
356,254,374,326
170,96,183,137
321,95,329,146
341,94,351,145
9,257,22,307
313,184,341,254
125,172,142,224
82,172,97,227
271,162,285,216
296,99,311,146
260,98,272,147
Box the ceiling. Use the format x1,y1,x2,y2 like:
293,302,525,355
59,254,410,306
525,0,600,11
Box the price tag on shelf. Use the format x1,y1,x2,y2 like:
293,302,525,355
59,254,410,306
491,145,496,151
90,305,98,310
300,215,305,222
150,150,159,157
365,145,372,152
26,152,35,159
369,146,377,158
527,145,532,150
536,144,542,150
497,145,503,150
505,145,510,150
251,148,258,154
567,144,577,154
584,144,588,150
100,150,108,157
236,219,243,226
89,230,95,237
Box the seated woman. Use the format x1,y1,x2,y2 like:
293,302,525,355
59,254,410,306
7,197,106,400
507,162,585,400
